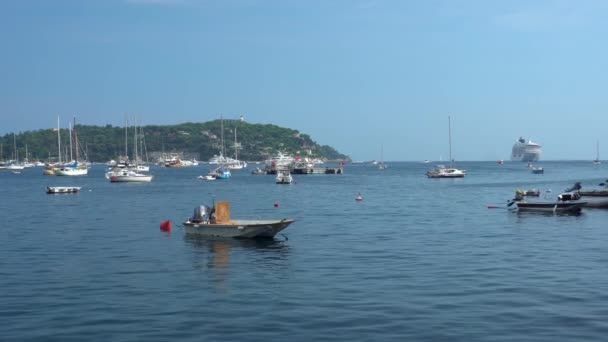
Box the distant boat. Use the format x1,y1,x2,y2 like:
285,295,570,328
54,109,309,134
378,145,387,170
46,186,81,194
531,166,544,174
426,116,466,178
276,169,293,184
593,140,601,165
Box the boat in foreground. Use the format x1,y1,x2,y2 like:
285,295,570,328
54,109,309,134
46,186,82,194
182,201,295,238
511,191,586,214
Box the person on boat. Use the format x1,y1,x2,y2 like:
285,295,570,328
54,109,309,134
507,189,525,207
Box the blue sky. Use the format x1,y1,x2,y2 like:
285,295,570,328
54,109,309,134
1,0,607,161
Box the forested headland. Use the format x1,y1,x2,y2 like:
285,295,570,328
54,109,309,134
0,119,349,162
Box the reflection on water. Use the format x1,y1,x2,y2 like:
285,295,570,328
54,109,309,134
184,235,291,288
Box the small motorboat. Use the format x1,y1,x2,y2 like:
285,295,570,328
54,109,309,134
524,189,540,196
108,169,153,182
47,186,82,194
510,191,586,214
578,189,608,197
251,167,266,175
182,201,295,238
426,165,466,178
531,166,544,174
355,193,363,201
197,175,216,181
276,170,293,184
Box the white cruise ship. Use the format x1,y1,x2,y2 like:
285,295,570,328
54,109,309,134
511,137,541,162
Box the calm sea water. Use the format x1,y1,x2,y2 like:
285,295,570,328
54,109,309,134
2,161,608,341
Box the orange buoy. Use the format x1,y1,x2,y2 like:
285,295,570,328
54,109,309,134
160,220,172,232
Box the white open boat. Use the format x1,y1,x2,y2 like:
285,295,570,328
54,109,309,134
182,201,295,238
426,165,466,178
47,186,82,194
108,169,153,182
275,170,293,184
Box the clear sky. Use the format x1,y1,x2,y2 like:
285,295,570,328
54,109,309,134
1,0,607,161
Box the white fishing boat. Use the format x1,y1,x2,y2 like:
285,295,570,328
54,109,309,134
275,169,293,184
197,175,217,181
426,165,466,178
108,169,153,182
46,186,82,194
182,201,295,238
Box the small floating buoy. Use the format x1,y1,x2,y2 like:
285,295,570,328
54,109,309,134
160,220,172,232
274,202,279,208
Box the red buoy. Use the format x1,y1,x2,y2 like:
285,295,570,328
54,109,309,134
160,220,172,232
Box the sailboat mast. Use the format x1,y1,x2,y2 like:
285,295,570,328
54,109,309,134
133,117,138,162
68,121,73,161
448,115,452,164
73,117,79,162
221,115,225,158
125,115,129,161
13,133,17,161
57,116,61,163
234,127,238,160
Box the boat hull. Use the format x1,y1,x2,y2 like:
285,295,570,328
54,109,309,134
515,201,585,213
578,190,608,197
183,219,295,238
55,167,88,176
47,186,81,194
110,175,153,182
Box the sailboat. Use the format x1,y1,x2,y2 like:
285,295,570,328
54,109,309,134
225,126,247,169
208,116,231,178
106,116,153,182
378,144,387,170
593,141,601,165
426,116,466,178
55,118,88,176
6,133,25,170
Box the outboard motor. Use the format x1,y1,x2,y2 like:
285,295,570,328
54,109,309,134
558,192,581,201
565,182,582,192
191,205,211,223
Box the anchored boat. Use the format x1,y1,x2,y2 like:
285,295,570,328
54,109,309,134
511,191,586,214
46,186,81,194
182,201,295,238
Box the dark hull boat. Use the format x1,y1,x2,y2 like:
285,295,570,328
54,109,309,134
515,201,586,214
578,189,608,197
182,200,295,239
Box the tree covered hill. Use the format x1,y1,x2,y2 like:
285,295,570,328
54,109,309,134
1,119,349,162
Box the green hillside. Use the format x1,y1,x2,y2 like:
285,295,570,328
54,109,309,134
0,119,349,162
